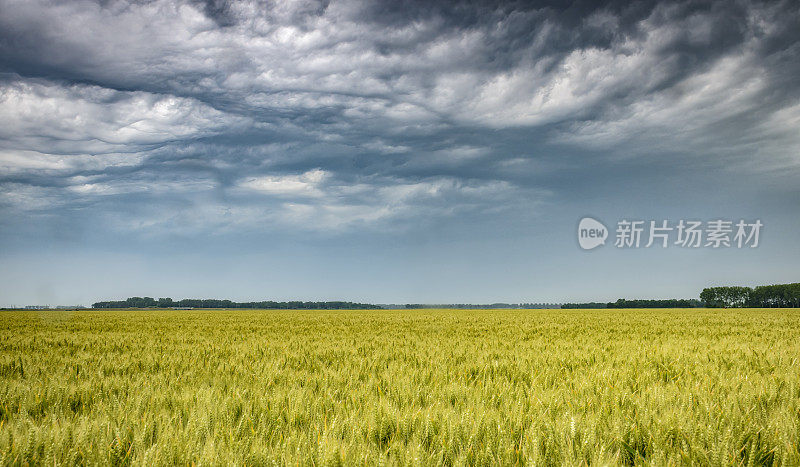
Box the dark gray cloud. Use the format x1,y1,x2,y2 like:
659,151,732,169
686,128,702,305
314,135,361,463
0,0,798,238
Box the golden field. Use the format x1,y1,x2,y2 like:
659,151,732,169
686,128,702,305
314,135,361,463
1,308,799,465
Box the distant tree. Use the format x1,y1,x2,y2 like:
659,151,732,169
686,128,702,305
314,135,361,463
700,287,752,308
746,283,800,307
93,297,381,309
700,288,722,308
606,299,701,309
561,302,608,309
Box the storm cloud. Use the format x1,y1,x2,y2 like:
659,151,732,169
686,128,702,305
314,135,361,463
0,0,799,304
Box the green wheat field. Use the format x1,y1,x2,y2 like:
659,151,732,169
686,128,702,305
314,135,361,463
1,308,799,465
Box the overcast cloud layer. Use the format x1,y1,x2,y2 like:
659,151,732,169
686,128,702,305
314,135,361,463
1,0,799,304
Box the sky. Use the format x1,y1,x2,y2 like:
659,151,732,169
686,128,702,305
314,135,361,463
0,0,798,306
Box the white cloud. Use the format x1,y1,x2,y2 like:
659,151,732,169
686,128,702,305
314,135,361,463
67,178,216,196
238,169,328,196
83,172,541,235
0,80,242,157
0,149,149,175
553,44,799,168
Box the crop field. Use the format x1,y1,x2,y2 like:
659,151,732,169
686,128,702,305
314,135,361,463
1,308,799,465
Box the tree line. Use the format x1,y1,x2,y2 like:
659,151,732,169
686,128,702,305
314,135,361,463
91,284,800,310
91,297,382,309
561,282,800,309
400,303,560,309
700,283,800,308
561,299,701,309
